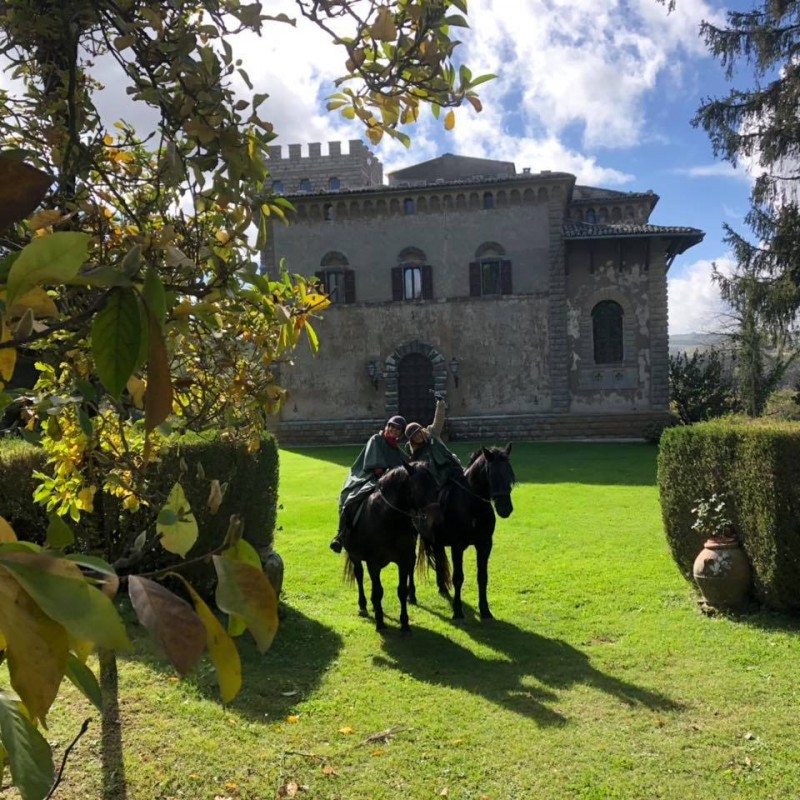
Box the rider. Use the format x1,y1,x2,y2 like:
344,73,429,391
329,414,408,553
404,393,463,489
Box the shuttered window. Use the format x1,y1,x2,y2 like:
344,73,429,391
469,259,512,296
315,268,356,304
391,264,433,300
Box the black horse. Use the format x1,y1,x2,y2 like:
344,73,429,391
344,461,441,633
422,444,515,620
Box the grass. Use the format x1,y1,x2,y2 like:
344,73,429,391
5,442,800,800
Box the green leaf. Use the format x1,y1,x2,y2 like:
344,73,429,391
213,556,279,652
91,288,145,399
77,408,93,438
0,552,129,650
65,653,103,712
6,232,90,305
45,514,74,549
128,576,206,676
0,692,54,800
156,483,198,558
142,267,166,330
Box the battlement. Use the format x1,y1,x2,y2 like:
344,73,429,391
266,140,384,194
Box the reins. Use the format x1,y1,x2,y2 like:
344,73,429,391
376,483,430,534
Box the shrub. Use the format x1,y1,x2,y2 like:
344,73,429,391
641,414,680,445
763,388,800,421
669,348,738,424
0,432,279,595
658,418,800,610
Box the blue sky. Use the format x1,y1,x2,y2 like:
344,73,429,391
2,0,754,334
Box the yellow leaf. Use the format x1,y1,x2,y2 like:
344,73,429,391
322,765,338,777
0,516,17,543
444,109,456,131
440,789,449,797
4,286,59,319
28,209,64,232
0,323,16,381
371,749,384,757
207,479,224,515
157,482,198,558
338,726,355,735
126,375,146,409
286,714,300,724
103,134,114,146
76,485,96,513
175,575,242,703
0,571,69,725
305,292,331,312
366,126,383,146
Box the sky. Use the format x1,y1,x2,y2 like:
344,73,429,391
4,0,757,335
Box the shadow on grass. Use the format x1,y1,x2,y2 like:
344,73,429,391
282,442,658,487
373,606,682,726
120,603,343,723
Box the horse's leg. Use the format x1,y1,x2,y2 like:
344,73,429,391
407,568,417,605
366,561,386,631
476,538,494,620
353,559,368,617
451,545,466,620
435,545,452,599
397,558,413,634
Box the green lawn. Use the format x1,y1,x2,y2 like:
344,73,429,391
7,443,800,800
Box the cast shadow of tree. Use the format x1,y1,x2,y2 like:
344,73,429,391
373,607,682,727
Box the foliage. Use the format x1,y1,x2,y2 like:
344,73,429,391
0,1,488,796
692,0,800,394
658,419,800,609
668,348,738,424
690,492,733,541
764,386,800,420
640,414,680,444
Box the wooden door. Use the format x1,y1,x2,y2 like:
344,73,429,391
398,353,434,426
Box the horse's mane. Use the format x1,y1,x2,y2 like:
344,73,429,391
466,446,506,467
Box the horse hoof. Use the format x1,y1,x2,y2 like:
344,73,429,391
376,622,387,632
480,612,494,621
452,613,465,622
438,589,452,600
400,627,412,636
358,608,369,618
408,596,417,606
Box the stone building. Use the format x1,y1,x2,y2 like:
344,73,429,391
261,140,703,445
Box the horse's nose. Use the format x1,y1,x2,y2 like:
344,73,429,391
494,496,513,518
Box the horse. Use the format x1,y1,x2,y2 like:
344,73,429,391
344,461,441,633
421,444,515,620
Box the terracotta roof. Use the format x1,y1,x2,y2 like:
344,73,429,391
571,185,658,203
563,221,703,239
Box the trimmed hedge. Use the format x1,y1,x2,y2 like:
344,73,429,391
0,432,279,594
658,418,800,610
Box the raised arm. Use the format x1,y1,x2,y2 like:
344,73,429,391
430,397,447,438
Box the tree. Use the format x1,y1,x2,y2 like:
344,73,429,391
0,2,490,796
692,0,800,412
669,347,739,424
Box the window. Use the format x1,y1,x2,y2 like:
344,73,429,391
404,197,415,215
328,176,341,190
592,300,624,363
392,248,433,300
299,178,312,192
272,180,284,193
469,244,512,296
483,192,494,210
316,252,355,304
586,208,597,223
324,203,334,221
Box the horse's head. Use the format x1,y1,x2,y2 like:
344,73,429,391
402,461,443,528
468,443,515,518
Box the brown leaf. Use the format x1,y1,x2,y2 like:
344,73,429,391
0,157,53,232
144,312,173,434
278,781,299,798
128,575,206,675
321,765,338,777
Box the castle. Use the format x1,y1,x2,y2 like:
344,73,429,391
260,140,703,444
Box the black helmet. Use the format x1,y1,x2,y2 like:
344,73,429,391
387,415,406,430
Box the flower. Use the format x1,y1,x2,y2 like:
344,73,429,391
691,492,734,541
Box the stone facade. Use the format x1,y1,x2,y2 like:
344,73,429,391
261,144,703,445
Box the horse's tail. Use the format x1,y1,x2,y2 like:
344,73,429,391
343,554,357,584
418,536,452,592
416,536,432,580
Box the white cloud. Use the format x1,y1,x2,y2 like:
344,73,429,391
668,255,735,335
675,163,751,181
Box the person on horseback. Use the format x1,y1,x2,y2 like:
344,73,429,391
404,393,463,488
329,414,408,553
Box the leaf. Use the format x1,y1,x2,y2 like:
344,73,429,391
126,375,145,409
0,516,17,543
27,209,63,232
91,288,145,399
6,232,90,305
128,576,206,676
0,573,69,725
223,537,261,571
156,483,198,557
142,267,166,329
0,157,53,233
4,287,58,320
0,323,16,382
174,575,242,703
0,551,129,650
144,312,173,434
213,556,279,652
444,109,456,131
339,726,355,735
45,514,74,549
65,653,103,712
0,692,54,800
207,479,224,514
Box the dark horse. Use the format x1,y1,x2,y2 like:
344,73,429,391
344,462,441,633
422,444,515,620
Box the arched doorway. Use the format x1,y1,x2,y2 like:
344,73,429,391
398,352,434,426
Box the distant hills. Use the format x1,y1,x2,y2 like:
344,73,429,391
669,333,728,355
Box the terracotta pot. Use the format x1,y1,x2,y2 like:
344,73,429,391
692,538,751,609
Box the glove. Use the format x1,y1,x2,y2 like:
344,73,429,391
433,392,445,403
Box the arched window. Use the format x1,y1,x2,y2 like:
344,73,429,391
404,197,415,215
316,252,355,304
483,192,494,210
586,208,597,224
328,176,341,190
392,247,432,301
592,301,624,363
299,178,312,192
469,242,512,296
272,180,284,194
